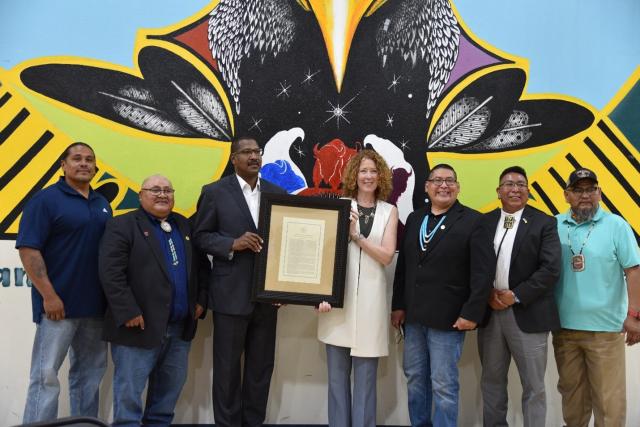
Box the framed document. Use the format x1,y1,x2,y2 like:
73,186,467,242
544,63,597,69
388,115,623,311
252,193,351,307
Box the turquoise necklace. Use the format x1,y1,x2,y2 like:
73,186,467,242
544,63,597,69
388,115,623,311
419,214,447,251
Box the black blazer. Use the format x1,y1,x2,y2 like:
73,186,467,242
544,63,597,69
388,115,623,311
478,205,561,333
99,209,209,348
392,201,494,330
193,175,286,316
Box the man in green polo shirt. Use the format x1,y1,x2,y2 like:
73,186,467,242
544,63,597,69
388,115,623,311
553,167,640,427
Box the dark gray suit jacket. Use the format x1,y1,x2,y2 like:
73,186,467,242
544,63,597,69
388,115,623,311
478,205,561,333
193,175,286,315
99,209,209,348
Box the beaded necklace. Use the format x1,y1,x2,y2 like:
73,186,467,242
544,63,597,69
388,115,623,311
419,214,447,251
357,204,376,225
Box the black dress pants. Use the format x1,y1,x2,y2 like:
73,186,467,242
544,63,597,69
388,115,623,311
212,303,278,427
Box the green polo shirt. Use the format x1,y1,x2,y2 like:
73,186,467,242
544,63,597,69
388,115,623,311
555,207,640,332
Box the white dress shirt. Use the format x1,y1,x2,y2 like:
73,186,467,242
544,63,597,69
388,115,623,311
493,208,524,290
236,174,261,228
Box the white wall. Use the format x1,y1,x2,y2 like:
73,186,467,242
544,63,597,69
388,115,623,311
2,241,640,426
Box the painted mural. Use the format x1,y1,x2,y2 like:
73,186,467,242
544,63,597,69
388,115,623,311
0,0,638,243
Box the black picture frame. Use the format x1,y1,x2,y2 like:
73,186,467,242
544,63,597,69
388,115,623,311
252,193,351,307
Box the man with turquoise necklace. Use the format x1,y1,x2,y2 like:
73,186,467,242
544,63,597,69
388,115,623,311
392,163,493,427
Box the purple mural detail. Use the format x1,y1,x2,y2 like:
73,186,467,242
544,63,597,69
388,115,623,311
445,34,503,91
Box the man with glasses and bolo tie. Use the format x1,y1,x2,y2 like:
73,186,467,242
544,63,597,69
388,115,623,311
476,166,561,427
391,163,493,427
99,174,209,426
553,167,640,427
193,136,286,427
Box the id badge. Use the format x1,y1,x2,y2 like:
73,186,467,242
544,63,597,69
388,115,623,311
571,254,585,272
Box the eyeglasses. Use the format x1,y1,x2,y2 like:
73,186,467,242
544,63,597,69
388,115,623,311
568,186,598,196
427,178,457,187
233,148,263,157
141,187,175,196
499,181,528,189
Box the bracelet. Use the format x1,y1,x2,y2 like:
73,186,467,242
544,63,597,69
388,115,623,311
351,233,363,242
628,307,640,319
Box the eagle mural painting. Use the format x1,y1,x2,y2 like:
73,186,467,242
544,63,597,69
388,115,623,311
0,0,638,242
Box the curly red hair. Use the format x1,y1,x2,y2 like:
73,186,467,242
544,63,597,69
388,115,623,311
342,149,393,200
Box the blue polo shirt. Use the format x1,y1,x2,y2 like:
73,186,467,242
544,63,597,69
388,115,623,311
145,212,189,322
555,207,640,332
16,177,112,323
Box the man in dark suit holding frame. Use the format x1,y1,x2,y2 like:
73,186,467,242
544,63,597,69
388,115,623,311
194,136,286,427
476,166,561,427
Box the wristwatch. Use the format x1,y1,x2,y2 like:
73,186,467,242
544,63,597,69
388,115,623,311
512,291,520,304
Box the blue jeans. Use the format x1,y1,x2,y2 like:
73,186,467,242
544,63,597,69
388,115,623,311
23,318,107,423
403,323,465,427
111,322,191,427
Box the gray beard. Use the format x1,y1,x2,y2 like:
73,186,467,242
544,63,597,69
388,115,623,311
572,206,598,223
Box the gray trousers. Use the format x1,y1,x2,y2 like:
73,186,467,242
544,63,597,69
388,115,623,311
326,344,378,427
477,308,548,427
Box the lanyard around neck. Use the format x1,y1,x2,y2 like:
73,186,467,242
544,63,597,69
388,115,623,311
567,221,595,256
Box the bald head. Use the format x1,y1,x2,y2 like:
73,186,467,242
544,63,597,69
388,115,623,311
141,174,173,189
139,174,175,219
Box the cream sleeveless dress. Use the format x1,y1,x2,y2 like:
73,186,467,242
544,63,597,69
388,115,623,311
317,199,393,357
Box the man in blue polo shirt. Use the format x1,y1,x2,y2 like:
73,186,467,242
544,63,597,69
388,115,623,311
553,167,640,427
16,142,112,423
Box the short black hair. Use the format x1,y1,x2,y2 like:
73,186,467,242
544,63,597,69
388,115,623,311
499,166,527,183
60,142,94,161
427,163,457,181
230,136,258,154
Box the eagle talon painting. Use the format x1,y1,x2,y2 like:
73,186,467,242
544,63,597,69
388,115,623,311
0,0,638,241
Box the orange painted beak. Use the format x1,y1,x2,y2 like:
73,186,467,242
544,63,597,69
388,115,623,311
306,0,383,92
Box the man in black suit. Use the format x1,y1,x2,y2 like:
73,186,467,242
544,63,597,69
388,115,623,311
99,174,209,426
193,136,286,427
391,164,493,427
477,166,561,427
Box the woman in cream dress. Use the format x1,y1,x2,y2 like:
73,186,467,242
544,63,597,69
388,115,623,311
317,149,398,427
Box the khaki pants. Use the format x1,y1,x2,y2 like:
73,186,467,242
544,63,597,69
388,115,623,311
552,329,626,427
